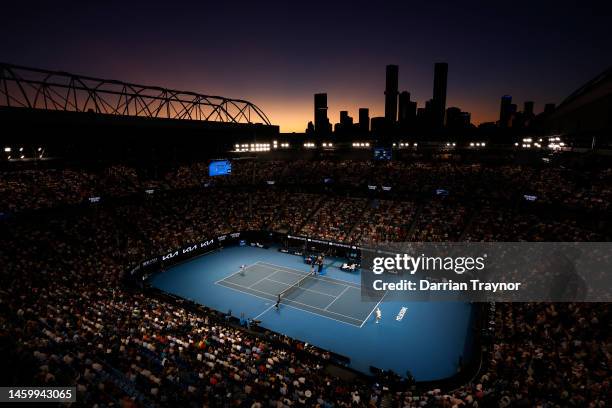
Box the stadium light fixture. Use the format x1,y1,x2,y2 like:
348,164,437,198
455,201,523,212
3,147,10,152
470,142,475,147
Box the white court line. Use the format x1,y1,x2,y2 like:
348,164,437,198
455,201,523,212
217,280,363,324
264,277,338,298
214,262,261,284
215,280,362,327
258,261,360,288
254,302,276,320
324,285,351,310
359,290,388,328
248,270,278,288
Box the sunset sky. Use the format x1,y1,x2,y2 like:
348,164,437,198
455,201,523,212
4,1,611,132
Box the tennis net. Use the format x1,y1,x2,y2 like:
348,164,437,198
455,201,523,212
278,271,315,302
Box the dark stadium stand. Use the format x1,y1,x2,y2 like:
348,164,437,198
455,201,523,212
1,156,610,407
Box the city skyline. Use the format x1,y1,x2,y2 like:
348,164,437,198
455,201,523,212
3,1,611,132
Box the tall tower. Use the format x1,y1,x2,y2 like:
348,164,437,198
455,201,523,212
314,93,329,134
499,95,512,127
432,62,448,128
384,65,399,123
358,108,370,131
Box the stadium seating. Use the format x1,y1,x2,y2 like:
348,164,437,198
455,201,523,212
1,158,610,407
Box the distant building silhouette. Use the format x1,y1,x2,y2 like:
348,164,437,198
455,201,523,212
314,93,331,135
334,110,354,136
358,108,370,132
416,107,426,120
432,62,448,128
422,99,435,128
340,111,353,127
446,107,471,129
524,101,534,117
306,121,315,135
499,95,513,128
371,116,388,135
398,91,416,126
385,65,399,123
509,103,518,127
544,103,556,115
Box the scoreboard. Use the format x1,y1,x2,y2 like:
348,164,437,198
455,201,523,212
209,160,232,176
373,147,392,160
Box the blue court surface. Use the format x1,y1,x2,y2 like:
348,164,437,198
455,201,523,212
150,245,474,381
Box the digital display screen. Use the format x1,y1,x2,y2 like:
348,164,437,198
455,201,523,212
209,160,232,176
373,147,392,160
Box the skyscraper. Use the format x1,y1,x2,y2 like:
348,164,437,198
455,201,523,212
339,111,353,127
314,93,329,134
432,62,448,128
398,91,411,123
499,95,512,128
358,108,370,132
384,65,399,123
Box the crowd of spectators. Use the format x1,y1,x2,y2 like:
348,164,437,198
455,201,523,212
3,159,612,214
351,200,417,243
408,199,469,242
300,197,368,242
1,158,610,407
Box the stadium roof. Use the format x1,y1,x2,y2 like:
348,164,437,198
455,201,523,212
0,62,272,126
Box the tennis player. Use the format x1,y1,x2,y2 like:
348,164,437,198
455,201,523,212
240,264,246,276
375,307,382,324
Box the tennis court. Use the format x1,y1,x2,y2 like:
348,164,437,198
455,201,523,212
216,261,385,327
150,246,474,380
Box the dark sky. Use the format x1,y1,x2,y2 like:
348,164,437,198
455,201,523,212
3,0,611,131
